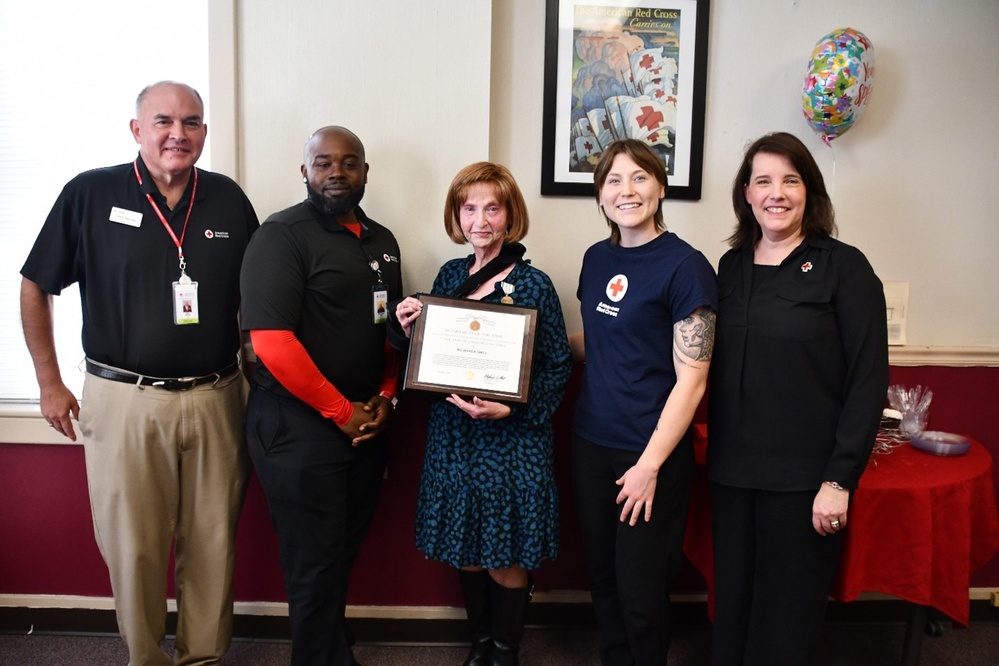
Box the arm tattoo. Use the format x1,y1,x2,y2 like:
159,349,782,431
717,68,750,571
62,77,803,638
674,307,716,362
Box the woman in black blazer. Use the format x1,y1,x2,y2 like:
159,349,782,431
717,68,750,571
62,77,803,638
707,132,889,665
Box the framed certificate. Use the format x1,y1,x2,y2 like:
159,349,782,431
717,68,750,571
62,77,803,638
404,295,538,404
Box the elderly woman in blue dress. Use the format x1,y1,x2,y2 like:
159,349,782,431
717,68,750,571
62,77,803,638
394,162,572,666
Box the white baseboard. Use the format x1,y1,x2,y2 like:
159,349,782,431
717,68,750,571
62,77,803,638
0,592,592,620
2,589,995,620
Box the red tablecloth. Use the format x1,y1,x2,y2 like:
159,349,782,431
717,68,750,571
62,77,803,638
683,425,999,626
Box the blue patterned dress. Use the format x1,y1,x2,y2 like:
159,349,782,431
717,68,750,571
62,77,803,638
414,254,573,569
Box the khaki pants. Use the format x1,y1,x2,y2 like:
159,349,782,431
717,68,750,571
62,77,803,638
79,371,249,666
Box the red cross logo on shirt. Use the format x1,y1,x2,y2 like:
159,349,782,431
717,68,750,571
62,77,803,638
801,262,813,272
606,274,629,302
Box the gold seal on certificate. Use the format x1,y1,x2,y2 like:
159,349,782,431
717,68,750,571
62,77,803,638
404,294,538,403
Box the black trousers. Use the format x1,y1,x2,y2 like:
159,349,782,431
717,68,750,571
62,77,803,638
710,483,843,666
571,432,694,666
247,386,388,666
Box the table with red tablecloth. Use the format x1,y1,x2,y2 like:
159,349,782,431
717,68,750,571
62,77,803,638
683,424,999,630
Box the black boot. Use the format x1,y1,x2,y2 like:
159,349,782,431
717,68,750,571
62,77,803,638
458,569,492,666
489,577,534,666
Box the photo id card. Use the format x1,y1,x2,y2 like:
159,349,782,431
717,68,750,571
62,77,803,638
173,280,200,325
372,284,388,324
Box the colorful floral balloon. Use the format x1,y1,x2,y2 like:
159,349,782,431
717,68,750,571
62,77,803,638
802,28,875,145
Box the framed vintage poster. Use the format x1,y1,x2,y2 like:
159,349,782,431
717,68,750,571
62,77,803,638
404,295,538,404
541,0,710,199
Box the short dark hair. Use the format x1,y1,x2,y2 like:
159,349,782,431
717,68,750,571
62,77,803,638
443,162,529,244
304,125,366,163
729,132,836,248
593,140,668,245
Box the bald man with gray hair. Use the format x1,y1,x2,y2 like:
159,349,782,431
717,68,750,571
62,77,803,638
20,80,259,665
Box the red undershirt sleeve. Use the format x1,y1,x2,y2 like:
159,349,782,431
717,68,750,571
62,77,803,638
378,338,400,399
249,329,354,426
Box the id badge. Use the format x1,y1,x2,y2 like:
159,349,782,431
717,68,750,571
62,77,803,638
173,280,200,325
372,284,388,324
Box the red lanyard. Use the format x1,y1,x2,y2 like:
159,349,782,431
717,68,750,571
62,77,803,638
133,160,198,270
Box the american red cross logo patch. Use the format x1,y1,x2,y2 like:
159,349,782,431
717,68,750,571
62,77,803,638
606,274,629,302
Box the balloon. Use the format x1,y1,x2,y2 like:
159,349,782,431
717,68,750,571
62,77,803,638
802,28,875,145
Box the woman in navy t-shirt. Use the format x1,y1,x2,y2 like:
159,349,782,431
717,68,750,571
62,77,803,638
571,139,717,665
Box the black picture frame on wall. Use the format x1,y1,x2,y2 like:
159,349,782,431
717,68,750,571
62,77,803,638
541,0,710,199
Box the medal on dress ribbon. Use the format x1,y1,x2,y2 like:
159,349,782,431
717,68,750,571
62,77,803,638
500,281,515,304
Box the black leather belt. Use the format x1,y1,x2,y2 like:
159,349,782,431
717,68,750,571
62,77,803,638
85,360,240,391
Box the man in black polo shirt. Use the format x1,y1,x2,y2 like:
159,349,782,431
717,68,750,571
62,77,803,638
19,81,259,665
240,126,402,666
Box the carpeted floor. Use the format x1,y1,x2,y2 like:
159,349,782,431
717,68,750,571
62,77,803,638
2,621,999,665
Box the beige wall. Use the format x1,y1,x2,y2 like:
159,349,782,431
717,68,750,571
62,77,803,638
234,0,493,293
231,0,999,347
